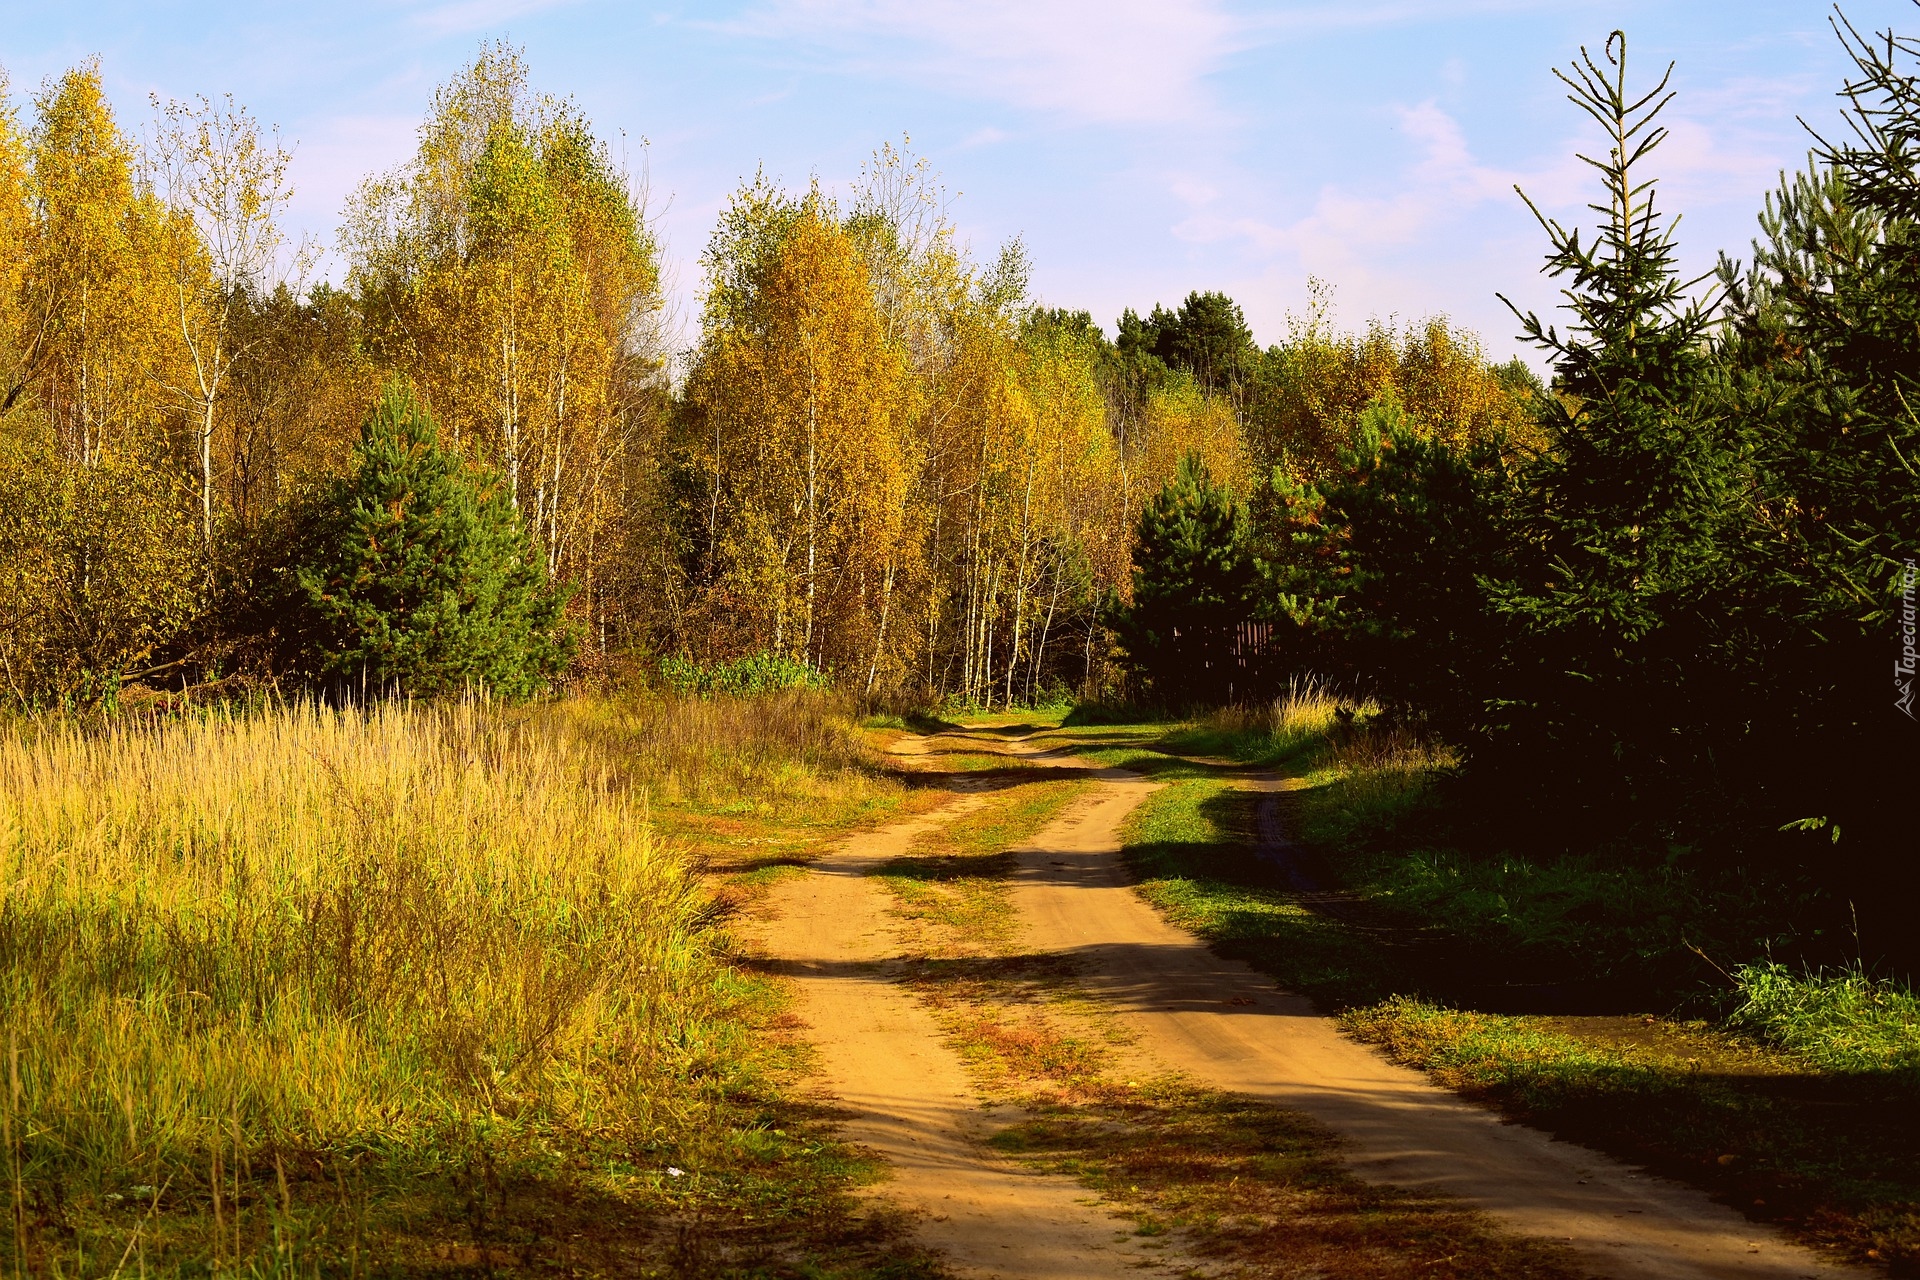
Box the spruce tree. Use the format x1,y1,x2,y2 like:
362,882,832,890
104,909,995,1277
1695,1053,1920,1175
1716,13,1920,954
1120,452,1259,706
1308,393,1522,737
1495,32,1746,822
292,382,573,699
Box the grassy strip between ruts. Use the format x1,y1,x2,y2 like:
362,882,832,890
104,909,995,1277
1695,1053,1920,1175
877,774,1090,954
869,720,1591,1278
1100,716,1920,1273
903,959,1587,1280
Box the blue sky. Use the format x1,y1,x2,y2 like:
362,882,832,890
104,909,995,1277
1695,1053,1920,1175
3,1,1911,363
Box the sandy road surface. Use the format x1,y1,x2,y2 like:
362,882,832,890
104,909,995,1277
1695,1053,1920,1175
996,738,1866,1280
752,777,1190,1279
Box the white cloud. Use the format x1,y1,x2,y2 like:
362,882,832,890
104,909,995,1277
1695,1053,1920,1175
1170,100,1580,270
726,0,1243,125
1655,112,1801,216
1169,86,1785,282
1170,176,1219,207
719,0,1562,130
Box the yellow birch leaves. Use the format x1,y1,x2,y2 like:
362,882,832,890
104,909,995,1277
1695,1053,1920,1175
685,185,916,678
681,163,1131,700
344,44,665,649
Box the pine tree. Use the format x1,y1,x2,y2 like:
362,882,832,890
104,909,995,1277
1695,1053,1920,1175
292,381,573,699
1715,12,1920,957
1493,32,1745,820
1120,451,1258,706
1278,392,1520,734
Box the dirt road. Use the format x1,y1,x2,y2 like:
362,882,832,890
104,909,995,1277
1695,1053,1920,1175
996,737,1861,1280
754,728,1865,1279
753,778,1189,1279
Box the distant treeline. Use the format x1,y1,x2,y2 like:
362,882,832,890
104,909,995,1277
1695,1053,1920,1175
0,46,1532,707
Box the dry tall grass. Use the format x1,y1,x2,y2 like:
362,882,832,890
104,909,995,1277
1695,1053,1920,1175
0,691,880,1271
1203,676,1375,757
1325,721,1460,805
572,688,881,810
1203,677,1457,803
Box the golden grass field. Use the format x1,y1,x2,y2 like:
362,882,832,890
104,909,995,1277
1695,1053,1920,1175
0,692,905,1275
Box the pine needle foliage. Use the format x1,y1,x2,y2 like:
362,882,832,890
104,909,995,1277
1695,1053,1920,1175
1120,451,1259,706
1492,32,1748,816
1711,9,1920,925
292,381,573,699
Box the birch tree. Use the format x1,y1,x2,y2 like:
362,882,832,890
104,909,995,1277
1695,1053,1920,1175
0,63,201,700
0,67,33,424
344,44,665,653
683,184,916,678
148,93,303,552
21,63,182,467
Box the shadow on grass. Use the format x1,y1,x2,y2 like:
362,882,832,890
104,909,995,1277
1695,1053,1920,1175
1058,702,1170,727
1122,774,1412,1003
1135,777,1678,1016
989,1089,1590,1280
23,1090,946,1280
1347,1000,1920,1269
1117,756,1920,1271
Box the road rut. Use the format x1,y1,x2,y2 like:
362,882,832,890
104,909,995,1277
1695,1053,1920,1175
752,781,1188,1279
1000,745,1864,1280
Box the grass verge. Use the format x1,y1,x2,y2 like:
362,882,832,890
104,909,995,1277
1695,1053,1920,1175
1120,767,1403,1009
1098,695,1920,1272
0,693,943,1277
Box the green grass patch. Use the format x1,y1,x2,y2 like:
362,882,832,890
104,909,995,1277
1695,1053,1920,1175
1120,772,1402,1008
859,710,959,734
880,777,1088,953
1730,963,1920,1078
1344,997,1920,1268
1286,772,1799,1003
1037,721,1209,775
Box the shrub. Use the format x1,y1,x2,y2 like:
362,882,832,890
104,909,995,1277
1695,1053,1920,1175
658,650,829,698
0,442,202,705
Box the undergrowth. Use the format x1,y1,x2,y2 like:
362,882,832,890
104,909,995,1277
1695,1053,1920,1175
1731,963,1920,1079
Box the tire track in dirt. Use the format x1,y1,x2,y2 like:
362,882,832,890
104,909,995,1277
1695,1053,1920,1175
751,770,1191,1279
994,737,1866,1280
